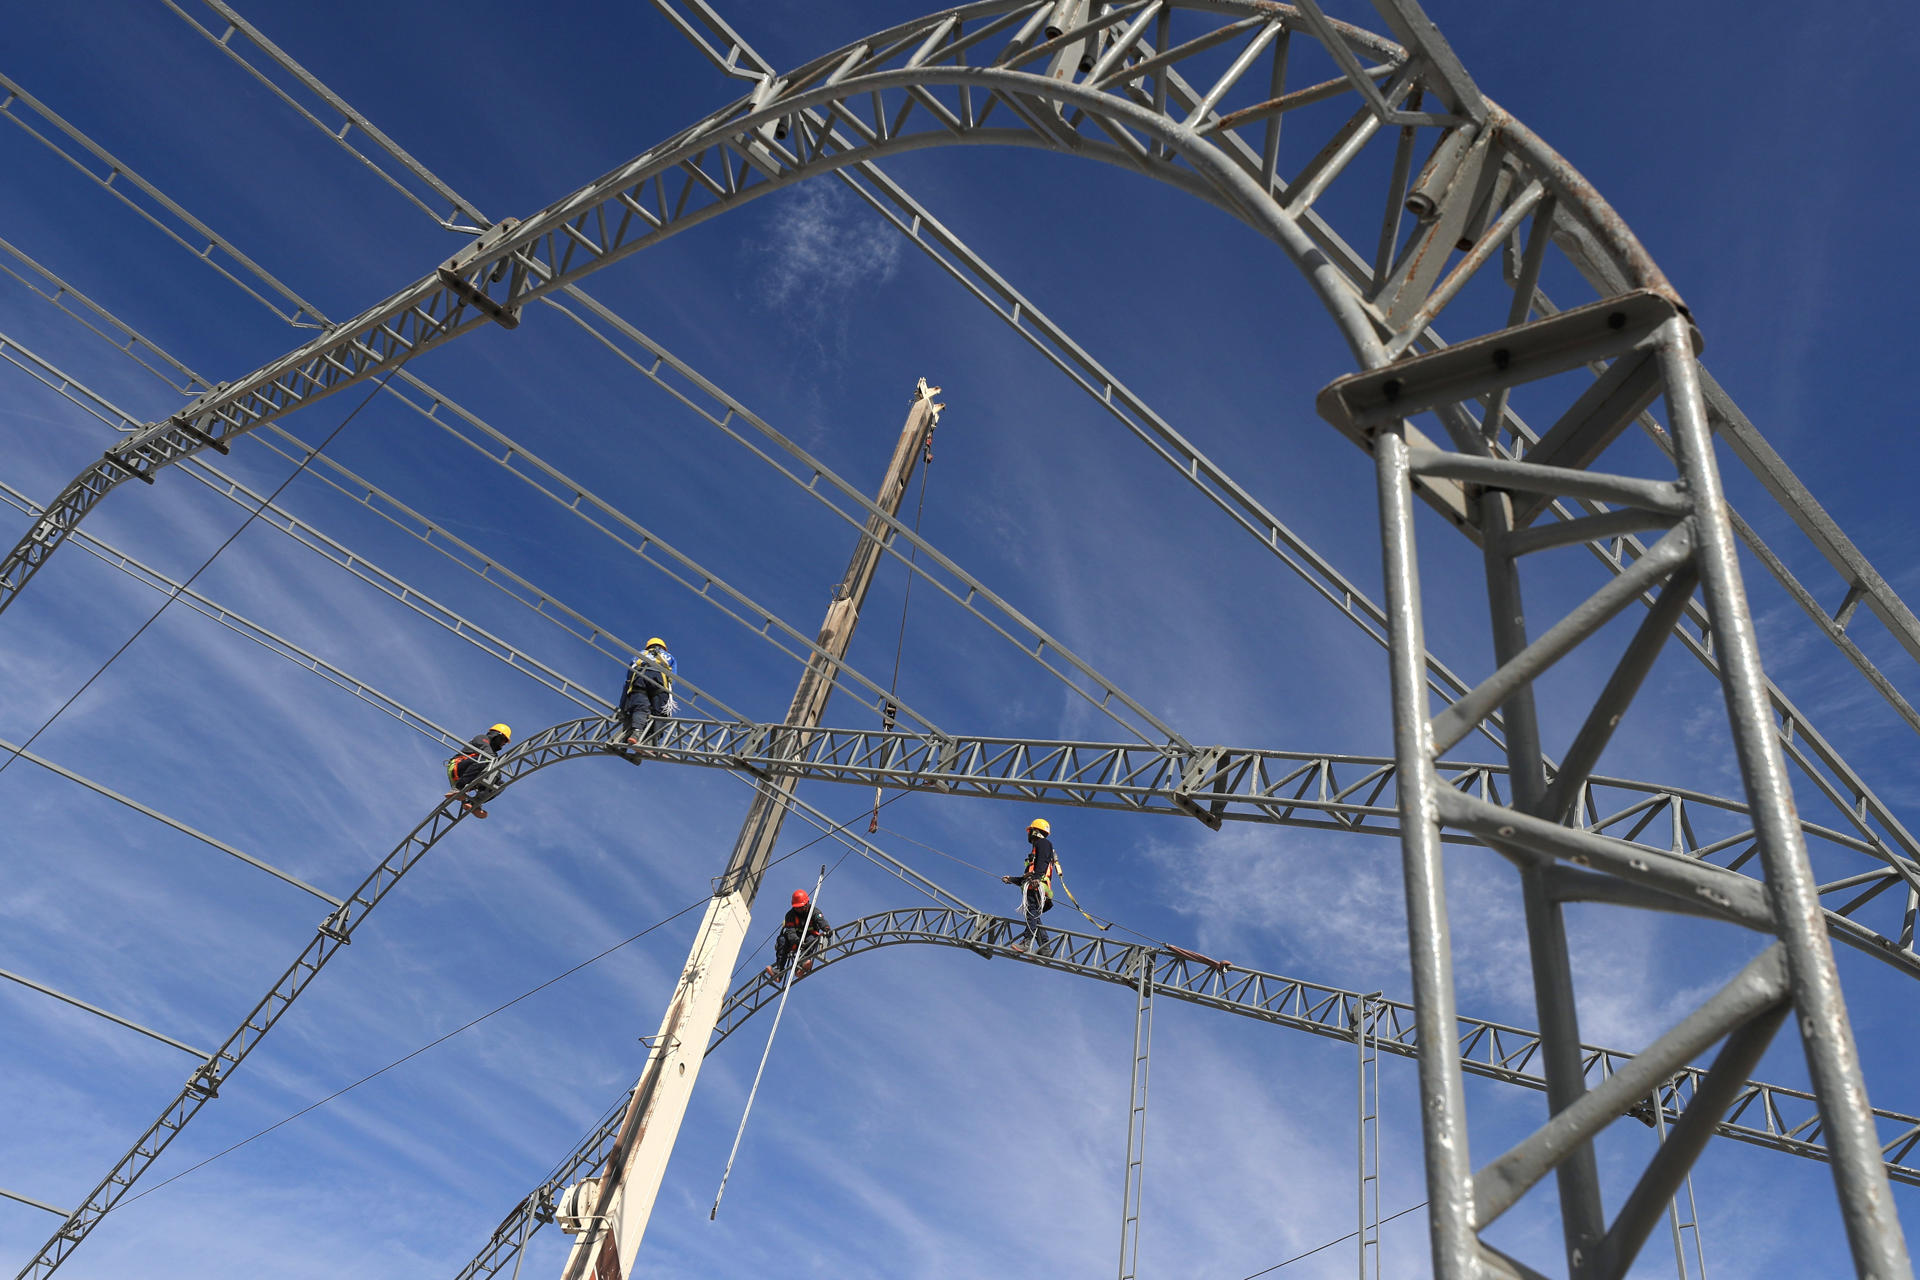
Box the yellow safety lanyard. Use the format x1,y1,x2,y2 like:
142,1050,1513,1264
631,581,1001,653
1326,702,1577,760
1030,845,1109,931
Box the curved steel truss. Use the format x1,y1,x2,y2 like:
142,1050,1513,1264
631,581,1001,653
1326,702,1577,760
5,1,1914,1275
8,717,967,1279
20,714,1918,1278
449,906,1920,1280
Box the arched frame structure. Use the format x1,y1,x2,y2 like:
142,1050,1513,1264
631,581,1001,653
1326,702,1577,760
451,905,1920,1280
17,711,1915,1279
0,3,1906,1276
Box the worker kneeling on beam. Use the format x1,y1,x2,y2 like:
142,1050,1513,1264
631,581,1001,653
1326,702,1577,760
1003,817,1057,955
765,889,833,983
445,723,511,819
617,636,677,746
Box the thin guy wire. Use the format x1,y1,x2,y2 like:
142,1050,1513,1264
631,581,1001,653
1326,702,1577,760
0,359,408,787
886,456,932,698
116,890,714,1206
873,824,1001,879
1232,1201,1426,1279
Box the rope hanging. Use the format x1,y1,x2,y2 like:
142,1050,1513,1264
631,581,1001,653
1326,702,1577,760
870,421,936,833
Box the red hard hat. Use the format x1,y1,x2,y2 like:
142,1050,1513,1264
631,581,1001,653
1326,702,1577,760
792,889,810,908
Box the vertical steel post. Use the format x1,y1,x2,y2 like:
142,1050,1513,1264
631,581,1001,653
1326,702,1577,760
1654,321,1910,1278
1117,946,1154,1280
1373,421,1478,1280
1480,492,1605,1275
1357,993,1383,1280
560,381,944,1280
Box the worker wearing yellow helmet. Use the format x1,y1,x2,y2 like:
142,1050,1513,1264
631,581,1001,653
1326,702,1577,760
1002,816,1057,954
444,722,513,819
616,636,677,746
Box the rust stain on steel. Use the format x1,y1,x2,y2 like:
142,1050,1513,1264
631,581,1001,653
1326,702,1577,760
1210,70,1384,134
1166,942,1232,970
1488,106,1685,315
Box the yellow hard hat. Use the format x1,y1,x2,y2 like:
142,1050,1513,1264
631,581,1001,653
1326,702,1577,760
490,723,512,741
645,637,668,650
1027,817,1050,834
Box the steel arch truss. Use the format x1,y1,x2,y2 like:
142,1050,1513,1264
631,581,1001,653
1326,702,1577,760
449,907,1920,1280
19,701,1919,1278
9,716,971,1280
3,1,1909,1274
27,712,1915,1279
0,0,1517,615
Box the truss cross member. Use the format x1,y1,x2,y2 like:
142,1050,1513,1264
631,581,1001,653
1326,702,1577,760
0,967,212,1060
0,1188,71,1219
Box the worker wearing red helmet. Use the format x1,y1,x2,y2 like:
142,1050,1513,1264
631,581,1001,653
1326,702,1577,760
1003,817,1056,954
766,888,834,982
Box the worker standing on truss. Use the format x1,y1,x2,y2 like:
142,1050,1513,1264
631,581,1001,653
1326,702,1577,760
444,723,511,819
617,637,677,745
1004,817,1058,955
765,888,833,983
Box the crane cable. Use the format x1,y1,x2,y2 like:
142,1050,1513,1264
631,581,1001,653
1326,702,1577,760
869,423,936,833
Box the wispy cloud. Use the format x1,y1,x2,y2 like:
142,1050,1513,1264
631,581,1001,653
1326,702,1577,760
746,183,902,360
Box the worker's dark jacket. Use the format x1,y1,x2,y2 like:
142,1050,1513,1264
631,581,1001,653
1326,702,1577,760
780,907,833,939
1019,835,1056,909
448,729,508,788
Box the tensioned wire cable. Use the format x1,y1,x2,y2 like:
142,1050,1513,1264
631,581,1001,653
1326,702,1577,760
1233,1199,1426,1278
113,890,712,1206
868,438,934,832
111,804,889,1208
0,355,413,785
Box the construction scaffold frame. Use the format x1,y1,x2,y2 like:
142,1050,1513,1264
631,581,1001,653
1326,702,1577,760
1,1,1915,1277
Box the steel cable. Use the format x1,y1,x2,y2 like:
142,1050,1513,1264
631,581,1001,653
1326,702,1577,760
0,358,411,786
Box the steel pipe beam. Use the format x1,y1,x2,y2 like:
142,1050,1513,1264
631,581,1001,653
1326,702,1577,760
0,968,212,1060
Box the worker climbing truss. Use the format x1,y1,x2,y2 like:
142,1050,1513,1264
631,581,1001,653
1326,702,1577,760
1,1,1917,1277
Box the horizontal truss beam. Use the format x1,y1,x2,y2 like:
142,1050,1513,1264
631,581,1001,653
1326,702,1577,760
613,716,1920,972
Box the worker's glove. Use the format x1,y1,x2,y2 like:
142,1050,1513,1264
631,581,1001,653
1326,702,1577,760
1002,875,1017,884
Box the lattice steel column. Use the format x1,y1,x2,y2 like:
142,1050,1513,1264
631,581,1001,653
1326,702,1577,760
1648,1093,1709,1280
1357,992,1383,1280
1117,945,1153,1280
1325,284,1912,1277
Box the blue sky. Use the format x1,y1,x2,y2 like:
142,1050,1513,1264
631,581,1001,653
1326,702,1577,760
1,1,1917,1277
